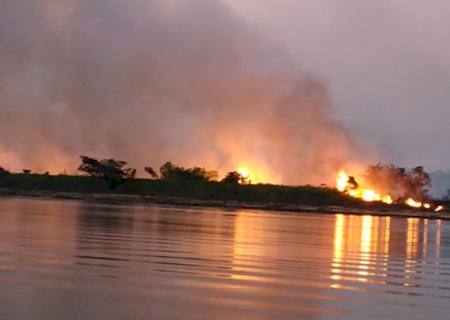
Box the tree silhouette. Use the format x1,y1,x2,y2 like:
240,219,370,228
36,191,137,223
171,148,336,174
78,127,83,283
409,166,431,198
159,161,217,182
78,156,136,189
0,166,9,176
144,166,158,179
365,164,431,199
221,171,247,185
159,161,177,180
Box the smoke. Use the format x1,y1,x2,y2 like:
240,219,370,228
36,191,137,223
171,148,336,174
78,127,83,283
0,0,366,185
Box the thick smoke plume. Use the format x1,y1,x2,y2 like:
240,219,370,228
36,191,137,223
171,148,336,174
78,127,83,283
0,0,364,185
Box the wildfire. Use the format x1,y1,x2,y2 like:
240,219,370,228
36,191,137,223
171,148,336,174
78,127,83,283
336,170,444,212
234,164,280,185
237,167,250,180
405,198,422,208
336,171,349,192
337,170,394,205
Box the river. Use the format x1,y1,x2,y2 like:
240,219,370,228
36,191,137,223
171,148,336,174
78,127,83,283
0,197,449,319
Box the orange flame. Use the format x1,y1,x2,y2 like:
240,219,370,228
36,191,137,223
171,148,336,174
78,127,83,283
336,170,349,192
233,164,280,185
336,170,443,211
405,198,422,208
237,167,250,179
337,170,393,205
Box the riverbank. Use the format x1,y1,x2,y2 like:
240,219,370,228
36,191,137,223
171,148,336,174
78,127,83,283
1,187,448,220
0,173,360,206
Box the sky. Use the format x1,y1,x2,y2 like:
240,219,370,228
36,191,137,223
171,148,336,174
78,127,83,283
0,0,449,185
225,0,450,170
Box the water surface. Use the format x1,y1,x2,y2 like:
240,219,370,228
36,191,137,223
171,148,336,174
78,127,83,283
0,197,449,319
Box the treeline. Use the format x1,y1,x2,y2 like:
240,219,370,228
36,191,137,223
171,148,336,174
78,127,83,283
0,156,250,189
0,157,440,208
0,156,360,207
77,155,249,188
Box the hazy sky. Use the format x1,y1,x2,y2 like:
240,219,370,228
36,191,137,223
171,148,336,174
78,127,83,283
1,0,449,183
0,0,362,184
226,0,450,170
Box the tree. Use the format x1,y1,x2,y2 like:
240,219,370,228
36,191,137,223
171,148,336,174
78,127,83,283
144,166,158,179
347,176,358,190
408,166,431,198
78,156,136,189
0,166,9,176
221,171,247,185
160,162,177,180
159,161,217,182
364,163,431,200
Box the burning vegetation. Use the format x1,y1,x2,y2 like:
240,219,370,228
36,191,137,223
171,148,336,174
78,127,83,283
0,155,446,214
336,164,444,212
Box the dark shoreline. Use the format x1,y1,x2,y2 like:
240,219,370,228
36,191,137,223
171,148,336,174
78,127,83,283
1,188,448,220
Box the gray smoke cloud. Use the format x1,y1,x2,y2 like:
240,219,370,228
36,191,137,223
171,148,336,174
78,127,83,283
0,0,366,184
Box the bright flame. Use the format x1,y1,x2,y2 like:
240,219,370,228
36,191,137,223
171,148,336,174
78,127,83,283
336,170,393,205
234,165,278,184
337,170,349,192
237,167,250,179
382,195,393,205
335,169,443,211
362,189,380,202
405,198,422,208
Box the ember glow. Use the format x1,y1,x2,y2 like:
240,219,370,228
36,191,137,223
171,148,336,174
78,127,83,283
336,170,443,212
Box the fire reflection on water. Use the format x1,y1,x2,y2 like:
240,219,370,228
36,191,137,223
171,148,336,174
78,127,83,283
435,219,441,261
230,213,270,282
331,215,390,285
331,214,443,289
406,218,419,260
